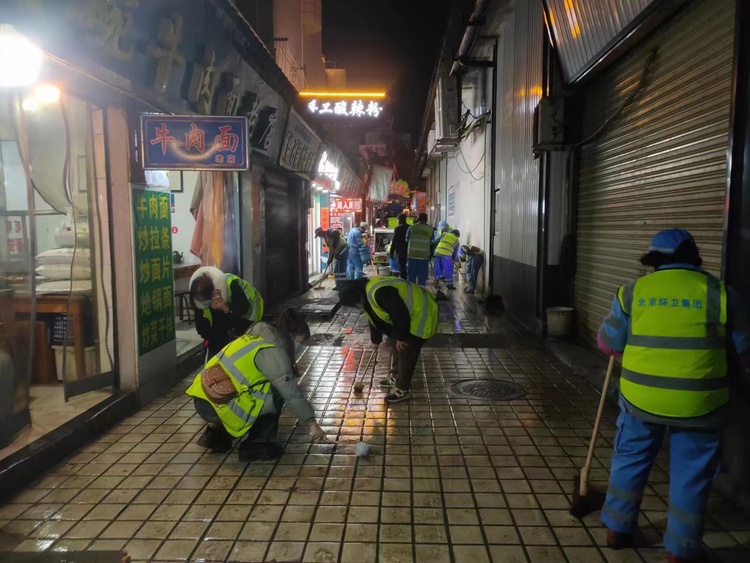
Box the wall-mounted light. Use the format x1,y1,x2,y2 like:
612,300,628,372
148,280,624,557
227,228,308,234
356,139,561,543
0,25,43,88
21,83,60,111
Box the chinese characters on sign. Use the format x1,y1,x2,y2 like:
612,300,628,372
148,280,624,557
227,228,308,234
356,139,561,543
141,115,248,170
307,99,383,118
133,189,175,355
278,110,322,174
636,297,704,309
330,198,363,212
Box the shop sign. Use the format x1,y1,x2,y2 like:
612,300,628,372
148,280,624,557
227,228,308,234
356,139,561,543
141,115,248,170
5,0,288,161
315,150,341,191
330,198,362,212
307,99,383,118
389,179,411,198
448,185,456,217
359,144,387,160
133,189,175,355
279,109,322,174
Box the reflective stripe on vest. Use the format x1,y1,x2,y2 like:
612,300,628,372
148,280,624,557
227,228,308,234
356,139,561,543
435,232,458,256
617,269,729,418
365,277,438,339
407,224,433,259
185,335,274,437
225,274,264,322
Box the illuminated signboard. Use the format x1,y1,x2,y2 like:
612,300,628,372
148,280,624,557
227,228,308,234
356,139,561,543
330,198,363,212
307,99,383,118
315,151,341,191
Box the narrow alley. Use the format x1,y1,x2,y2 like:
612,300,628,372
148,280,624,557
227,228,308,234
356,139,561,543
1,289,748,563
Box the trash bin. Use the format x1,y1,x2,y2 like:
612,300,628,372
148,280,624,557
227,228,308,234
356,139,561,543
546,307,574,341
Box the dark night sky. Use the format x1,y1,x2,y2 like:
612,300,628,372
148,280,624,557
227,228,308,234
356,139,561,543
322,0,454,140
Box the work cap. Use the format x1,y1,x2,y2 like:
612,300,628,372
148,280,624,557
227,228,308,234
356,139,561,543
360,222,368,229
314,227,325,236
649,229,694,254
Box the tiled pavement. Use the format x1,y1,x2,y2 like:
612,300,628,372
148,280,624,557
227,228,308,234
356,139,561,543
1,288,749,562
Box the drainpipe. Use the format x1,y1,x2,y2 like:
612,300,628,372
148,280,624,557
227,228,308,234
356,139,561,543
450,0,492,76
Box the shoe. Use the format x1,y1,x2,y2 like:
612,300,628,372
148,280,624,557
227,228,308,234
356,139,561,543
447,286,455,290
238,441,284,463
379,376,396,387
466,289,475,294
385,388,412,403
606,529,633,550
197,425,233,453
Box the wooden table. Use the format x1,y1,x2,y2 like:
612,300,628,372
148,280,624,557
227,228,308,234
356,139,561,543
13,294,92,381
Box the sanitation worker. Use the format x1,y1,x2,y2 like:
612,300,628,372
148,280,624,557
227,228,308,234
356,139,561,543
597,229,750,563
459,244,485,294
405,213,435,287
434,228,460,289
190,266,264,358
314,226,348,289
187,308,327,462
339,277,438,403
346,222,368,280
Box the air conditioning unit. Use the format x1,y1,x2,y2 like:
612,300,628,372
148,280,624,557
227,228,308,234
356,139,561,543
434,76,459,151
533,96,568,153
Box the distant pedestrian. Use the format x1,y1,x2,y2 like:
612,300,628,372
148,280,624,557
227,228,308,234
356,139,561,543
339,277,438,403
315,226,349,289
347,222,368,280
190,266,264,359
434,229,460,289
459,245,485,294
187,308,328,462
597,229,750,562
406,213,435,287
390,213,409,280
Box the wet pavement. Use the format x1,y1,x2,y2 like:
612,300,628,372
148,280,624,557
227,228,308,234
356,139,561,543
1,284,748,562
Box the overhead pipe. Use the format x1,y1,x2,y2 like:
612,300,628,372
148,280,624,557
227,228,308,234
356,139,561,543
450,0,492,76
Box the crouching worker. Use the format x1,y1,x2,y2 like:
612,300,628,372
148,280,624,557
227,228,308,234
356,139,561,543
339,277,438,403
190,266,265,359
187,309,328,462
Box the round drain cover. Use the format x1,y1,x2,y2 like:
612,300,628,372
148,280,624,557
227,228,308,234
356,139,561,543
450,379,527,401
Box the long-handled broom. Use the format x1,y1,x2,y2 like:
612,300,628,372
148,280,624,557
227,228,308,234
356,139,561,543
570,355,616,518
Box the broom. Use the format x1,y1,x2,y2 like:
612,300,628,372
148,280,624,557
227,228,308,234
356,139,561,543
313,263,332,290
570,355,616,518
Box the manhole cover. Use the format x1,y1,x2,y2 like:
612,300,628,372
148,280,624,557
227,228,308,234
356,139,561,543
450,379,527,401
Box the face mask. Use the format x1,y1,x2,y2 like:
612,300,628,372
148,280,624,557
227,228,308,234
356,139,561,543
294,342,304,355
200,300,211,308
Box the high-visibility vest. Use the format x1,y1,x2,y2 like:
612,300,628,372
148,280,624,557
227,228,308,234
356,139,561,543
186,335,274,437
364,277,438,339
435,232,459,257
618,268,729,418
407,223,434,259
203,274,264,325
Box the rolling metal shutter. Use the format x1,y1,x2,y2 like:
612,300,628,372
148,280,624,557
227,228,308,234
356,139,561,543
574,0,735,345
264,173,300,306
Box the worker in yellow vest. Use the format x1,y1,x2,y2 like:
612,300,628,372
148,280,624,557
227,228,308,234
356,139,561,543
597,229,750,563
405,213,436,287
434,228,460,289
190,266,264,358
339,277,438,403
187,309,327,462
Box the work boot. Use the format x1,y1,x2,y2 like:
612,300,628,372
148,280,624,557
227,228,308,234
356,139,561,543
379,376,396,387
197,425,233,453
385,388,412,403
606,529,633,550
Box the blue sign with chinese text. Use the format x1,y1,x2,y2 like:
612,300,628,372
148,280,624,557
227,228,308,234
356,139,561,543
141,115,249,171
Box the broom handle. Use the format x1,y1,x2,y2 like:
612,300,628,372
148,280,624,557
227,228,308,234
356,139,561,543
580,356,615,497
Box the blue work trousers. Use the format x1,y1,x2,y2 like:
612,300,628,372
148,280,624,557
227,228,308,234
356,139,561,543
407,258,429,287
436,255,454,288
333,247,349,288
466,254,484,292
602,407,722,558
347,248,364,279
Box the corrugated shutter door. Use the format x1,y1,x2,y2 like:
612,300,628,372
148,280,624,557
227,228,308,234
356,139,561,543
264,174,299,306
574,0,735,345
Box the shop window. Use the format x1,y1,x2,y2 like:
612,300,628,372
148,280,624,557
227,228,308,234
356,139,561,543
0,92,115,458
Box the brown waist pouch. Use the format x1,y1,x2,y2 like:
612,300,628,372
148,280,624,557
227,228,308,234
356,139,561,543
201,364,238,404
